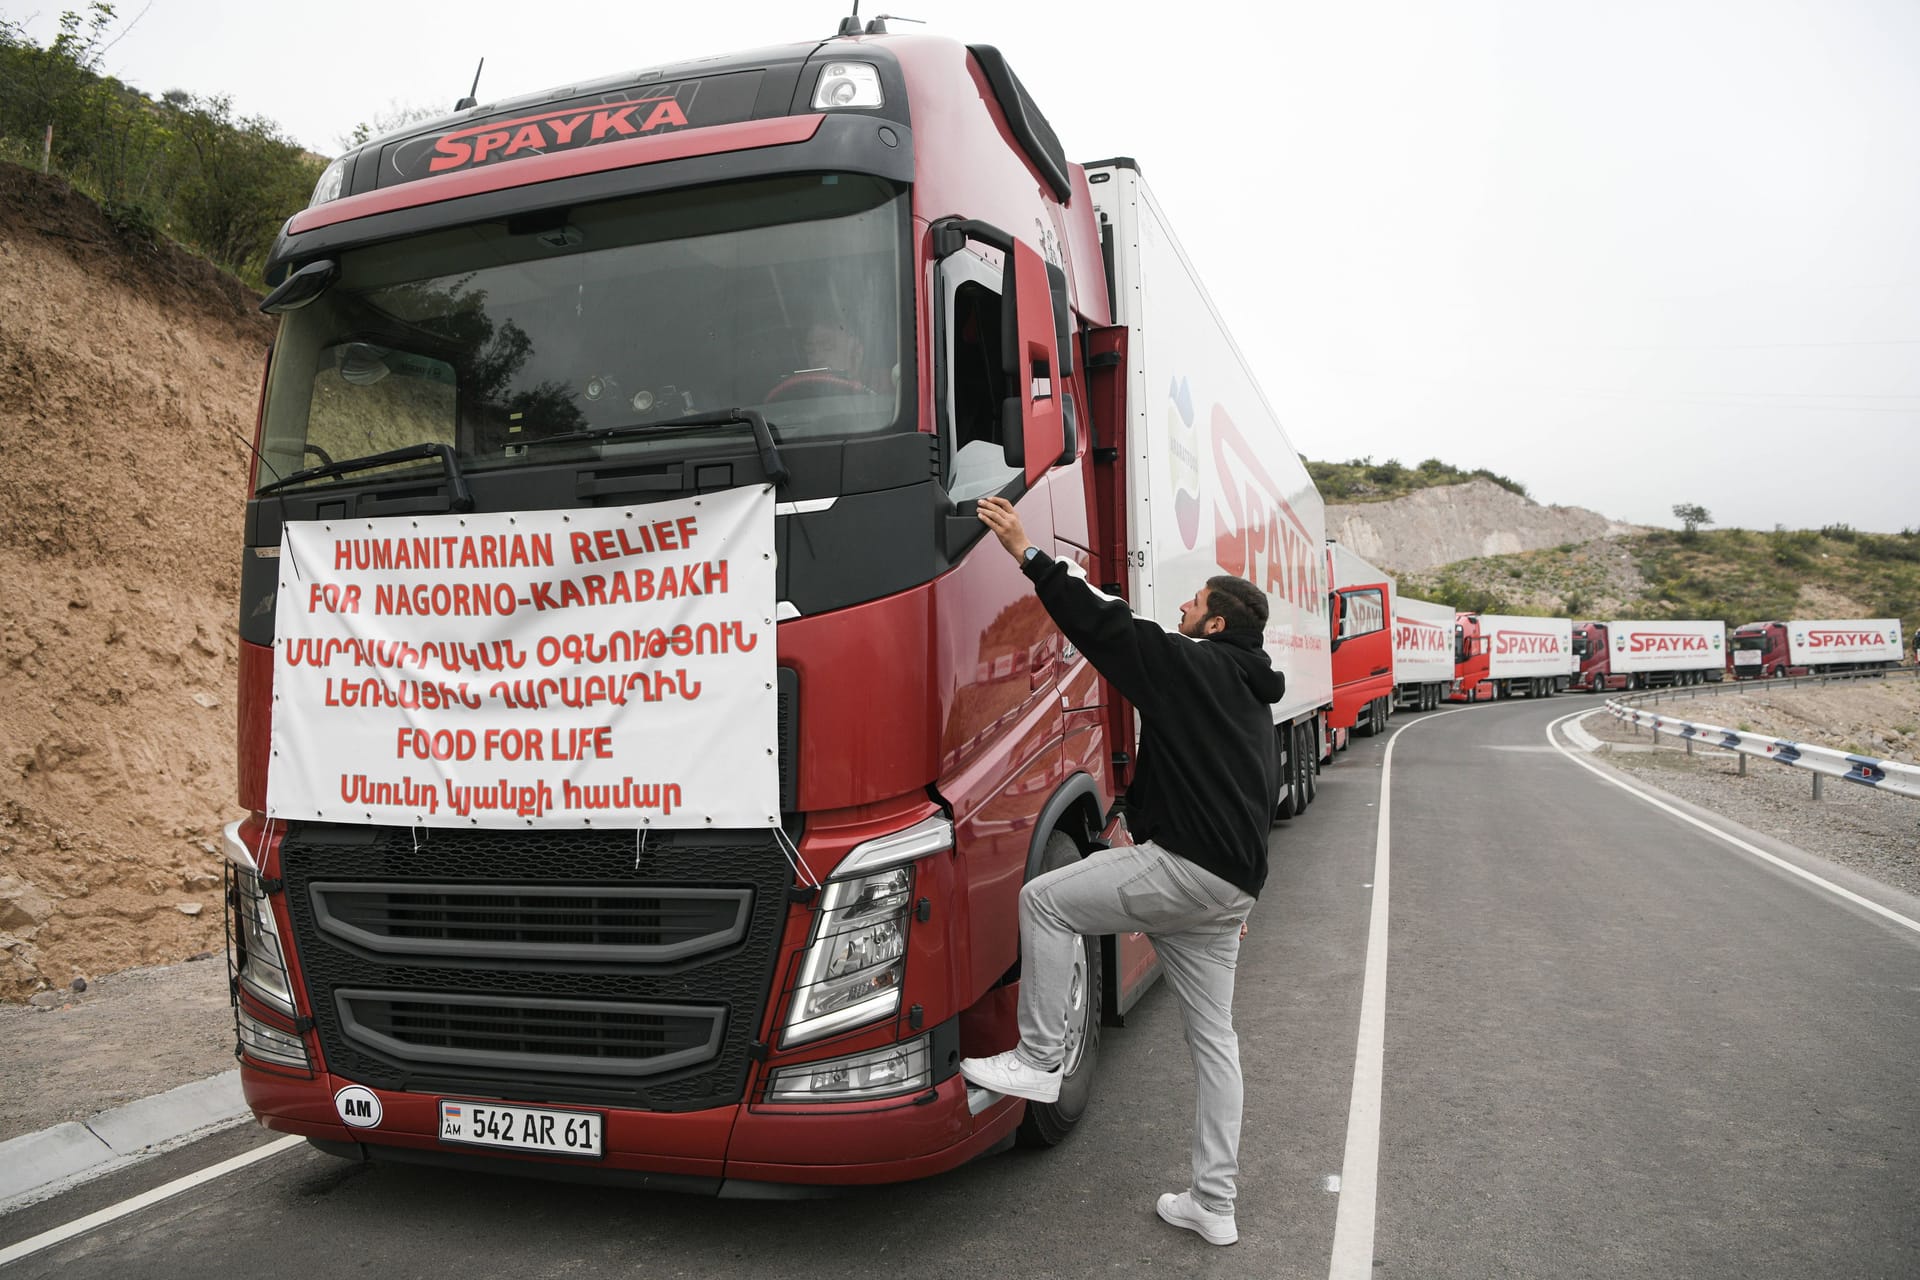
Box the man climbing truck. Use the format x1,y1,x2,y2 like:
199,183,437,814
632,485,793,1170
222,27,1329,1194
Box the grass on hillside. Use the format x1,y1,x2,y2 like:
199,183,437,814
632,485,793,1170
1402,525,1920,640
1306,456,1529,504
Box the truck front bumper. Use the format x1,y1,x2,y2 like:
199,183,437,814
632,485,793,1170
242,1058,1023,1194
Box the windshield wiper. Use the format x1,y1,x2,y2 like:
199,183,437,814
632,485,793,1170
522,408,790,487
257,442,475,511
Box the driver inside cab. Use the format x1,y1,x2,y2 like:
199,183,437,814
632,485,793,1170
801,315,865,383
765,302,896,404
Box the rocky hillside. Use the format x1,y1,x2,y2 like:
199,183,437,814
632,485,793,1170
0,165,272,1000
1326,478,1644,574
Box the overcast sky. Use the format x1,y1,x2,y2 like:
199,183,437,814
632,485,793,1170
13,0,1918,532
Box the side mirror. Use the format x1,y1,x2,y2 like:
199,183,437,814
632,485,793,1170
1329,592,1344,652
260,258,339,315
999,238,1064,487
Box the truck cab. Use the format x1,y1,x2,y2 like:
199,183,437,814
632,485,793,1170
226,32,1141,1194
222,29,1325,1195
1572,621,1610,693
1327,542,1393,737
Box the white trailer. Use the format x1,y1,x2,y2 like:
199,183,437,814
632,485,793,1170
1091,161,1331,817
1392,595,1455,711
1481,614,1574,697
1787,619,1904,669
1608,620,1726,686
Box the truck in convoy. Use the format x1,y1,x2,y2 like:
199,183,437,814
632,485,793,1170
222,28,1329,1195
1391,595,1454,711
1572,620,1727,692
1449,613,1574,701
1729,618,1905,679
1327,541,1394,737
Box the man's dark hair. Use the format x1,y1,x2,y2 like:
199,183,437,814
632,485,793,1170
1204,575,1268,632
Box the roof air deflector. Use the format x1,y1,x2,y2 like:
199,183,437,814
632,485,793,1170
966,44,1072,204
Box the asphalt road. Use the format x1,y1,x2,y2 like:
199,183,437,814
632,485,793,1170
5,696,1917,1278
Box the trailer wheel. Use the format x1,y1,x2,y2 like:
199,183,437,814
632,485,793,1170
1291,724,1312,814
1303,724,1318,805
1018,831,1103,1148
1273,725,1296,820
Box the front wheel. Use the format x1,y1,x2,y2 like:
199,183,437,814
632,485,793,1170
1018,831,1103,1147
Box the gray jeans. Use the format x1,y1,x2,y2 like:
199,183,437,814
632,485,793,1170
1016,839,1256,1214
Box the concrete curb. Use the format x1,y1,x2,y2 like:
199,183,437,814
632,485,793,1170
0,1070,247,1210
1561,713,1605,754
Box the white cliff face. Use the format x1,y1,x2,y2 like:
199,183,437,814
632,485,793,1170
1326,479,1644,573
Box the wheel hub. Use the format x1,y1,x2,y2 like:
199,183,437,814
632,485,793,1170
1060,934,1090,1075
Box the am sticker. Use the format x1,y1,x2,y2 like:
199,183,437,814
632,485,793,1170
334,1084,382,1128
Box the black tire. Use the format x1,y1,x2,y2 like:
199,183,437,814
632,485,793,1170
1301,723,1318,806
1293,725,1312,813
1273,724,1296,820
1018,831,1103,1147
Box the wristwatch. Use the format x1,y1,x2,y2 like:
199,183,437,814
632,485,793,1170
1022,546,1041,565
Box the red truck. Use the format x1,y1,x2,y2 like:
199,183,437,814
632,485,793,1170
1729,618,1905,679
1572,620,1726,692
1327,541,1393,737
222,29,1328,1194
1450,612,1574,701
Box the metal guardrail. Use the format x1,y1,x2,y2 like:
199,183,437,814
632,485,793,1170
1601,667,1920,800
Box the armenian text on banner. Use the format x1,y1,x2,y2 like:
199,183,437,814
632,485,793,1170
266,487,777,829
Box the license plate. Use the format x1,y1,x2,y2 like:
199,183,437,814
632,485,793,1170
438,1100,603,1158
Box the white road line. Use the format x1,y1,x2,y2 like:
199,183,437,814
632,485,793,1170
0,1135,303,1268
1546,709,1920,938
1327,706,1471,1280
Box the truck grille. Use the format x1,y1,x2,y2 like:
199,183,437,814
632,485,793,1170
333,990,726,1077
279,824,792,1112
309,883,753,963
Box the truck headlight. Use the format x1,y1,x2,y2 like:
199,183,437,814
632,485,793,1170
781,815,949,1045
812,62,883,109
308,154,349,207
226,862,296,1017
236,1005,311,1070
783,865,912,1045
766,1035,931,1103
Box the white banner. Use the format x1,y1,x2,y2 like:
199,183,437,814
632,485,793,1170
267,487,778,829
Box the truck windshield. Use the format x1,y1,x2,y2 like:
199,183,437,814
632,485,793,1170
254,174,910,492
1732,635,1769,651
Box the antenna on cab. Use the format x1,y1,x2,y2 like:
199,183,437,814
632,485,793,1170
865,13,924,34
454,58,486,112
837,2,863,36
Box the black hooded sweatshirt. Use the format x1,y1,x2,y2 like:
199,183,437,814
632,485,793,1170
1023,551,1285,897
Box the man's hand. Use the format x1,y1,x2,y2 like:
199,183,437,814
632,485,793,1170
976,496,1034,562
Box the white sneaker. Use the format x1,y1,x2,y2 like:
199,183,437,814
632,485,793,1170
1156,1189,1237,1245
957,1049,1061,1103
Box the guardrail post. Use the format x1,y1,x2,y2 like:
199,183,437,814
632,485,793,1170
1738,754,1747,776
1812,772,1823,802
1685,735,1693,756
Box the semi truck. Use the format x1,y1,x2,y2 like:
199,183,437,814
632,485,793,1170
222,28,1330,1195
1573,620,1727,692
1729,618,1905,679
1450,612,1574,701
1327,541,1394,737
1391,595,1454,711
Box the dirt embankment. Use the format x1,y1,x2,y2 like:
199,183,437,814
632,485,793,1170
0,165,273,1001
